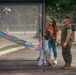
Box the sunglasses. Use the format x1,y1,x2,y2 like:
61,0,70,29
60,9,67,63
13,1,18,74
50,21,53,23
49,25,52,26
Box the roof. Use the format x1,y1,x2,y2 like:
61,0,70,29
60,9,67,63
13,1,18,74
0,0,44,3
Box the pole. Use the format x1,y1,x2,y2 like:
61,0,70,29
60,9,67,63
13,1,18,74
42,0,45,72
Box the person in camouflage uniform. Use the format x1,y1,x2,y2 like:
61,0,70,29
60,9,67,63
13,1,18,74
61,15,72,70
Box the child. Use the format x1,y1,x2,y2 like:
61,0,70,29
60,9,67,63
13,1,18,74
43,32,54,69
25,31,54,68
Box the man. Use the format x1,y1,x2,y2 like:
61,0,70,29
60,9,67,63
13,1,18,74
61,15,72,70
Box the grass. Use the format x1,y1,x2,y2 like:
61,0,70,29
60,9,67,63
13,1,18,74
0,44,20,52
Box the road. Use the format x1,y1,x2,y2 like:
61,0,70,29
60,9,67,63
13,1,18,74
0,45,76,75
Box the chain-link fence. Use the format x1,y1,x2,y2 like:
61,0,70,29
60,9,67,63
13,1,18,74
0,3,43,40
0,3,42,31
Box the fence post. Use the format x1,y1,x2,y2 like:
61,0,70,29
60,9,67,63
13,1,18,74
6,27,9,34
72,31,76,42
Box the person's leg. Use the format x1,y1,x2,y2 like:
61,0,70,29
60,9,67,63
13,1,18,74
60,46,67,69
61,44,72,70
45,51,53,65
46,55,54,69
51,39,57,60
63,46,72,63
44,51,50,68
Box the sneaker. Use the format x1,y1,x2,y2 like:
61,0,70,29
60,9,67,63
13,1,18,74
48,64,54,69
53,60,57,64
44,61,46,64
53,63,56,67
45,65,48,69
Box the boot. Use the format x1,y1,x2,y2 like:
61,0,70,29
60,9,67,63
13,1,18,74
60,63,67,69
68,63,71,67
63,63,71,70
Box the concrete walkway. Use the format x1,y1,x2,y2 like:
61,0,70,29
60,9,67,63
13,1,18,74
0,31,76,75
0,45,76,75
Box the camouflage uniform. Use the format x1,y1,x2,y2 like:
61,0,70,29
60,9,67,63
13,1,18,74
61,24,72,64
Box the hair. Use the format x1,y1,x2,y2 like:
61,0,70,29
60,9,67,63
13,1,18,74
51,18,56,28
45,31,50,36
44,34,49,40
44,31,50,40
51,18,58,36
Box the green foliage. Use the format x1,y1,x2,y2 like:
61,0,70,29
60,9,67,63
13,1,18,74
45,0,76,13
46,15,51,25
45,0,76,24
0,44,20,52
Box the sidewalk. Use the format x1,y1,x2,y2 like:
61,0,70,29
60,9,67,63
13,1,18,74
0,45,76,75
0,38,15,48
72,41,76,45
0,31,76,57
0,32,76,75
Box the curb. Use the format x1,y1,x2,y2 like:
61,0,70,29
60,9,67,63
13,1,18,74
72,42,76,45
0,46,24,56
0,42,76,56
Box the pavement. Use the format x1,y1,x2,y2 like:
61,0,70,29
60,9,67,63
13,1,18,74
0,31,38,48
0,31,76,75
0,45,76,75
0,31,76,48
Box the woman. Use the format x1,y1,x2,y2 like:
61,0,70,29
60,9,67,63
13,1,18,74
45,19,58,65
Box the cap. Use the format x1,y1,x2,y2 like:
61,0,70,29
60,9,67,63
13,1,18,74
62,15,70,19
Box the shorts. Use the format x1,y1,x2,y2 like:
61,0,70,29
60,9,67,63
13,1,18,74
44,51,50,61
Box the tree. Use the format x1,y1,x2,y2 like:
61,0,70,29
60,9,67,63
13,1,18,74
45,0,76,42
45,0,76,24
35,0,76,38
45,0,76,13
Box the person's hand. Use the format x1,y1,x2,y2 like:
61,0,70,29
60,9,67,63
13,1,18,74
56,42,61,46
63,42,67,48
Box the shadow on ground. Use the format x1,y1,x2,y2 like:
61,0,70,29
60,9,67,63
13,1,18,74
0,60,76,75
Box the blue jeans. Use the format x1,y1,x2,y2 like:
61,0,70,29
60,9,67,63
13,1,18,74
49,39,57,58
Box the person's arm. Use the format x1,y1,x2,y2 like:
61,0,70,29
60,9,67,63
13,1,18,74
55,28,59,45
56,28,58,42
65,32,72,44
63,25,72,48
56,32,59,44
63,32,72,48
